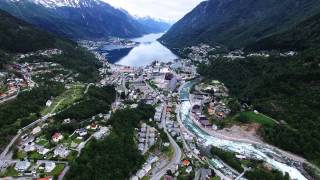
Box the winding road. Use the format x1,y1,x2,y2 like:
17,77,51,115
150,104,182,180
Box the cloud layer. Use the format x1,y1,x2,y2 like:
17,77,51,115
103,0,204,22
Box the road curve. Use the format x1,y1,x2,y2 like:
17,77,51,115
150,104,182,180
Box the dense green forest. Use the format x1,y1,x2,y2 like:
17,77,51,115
65,103,155,180
211,147,243,172
248,13,320,51
198,49,320,166
245,167,290,180
197,12,320,167
56,86,116,121
0,10,101,82
0,82,65,149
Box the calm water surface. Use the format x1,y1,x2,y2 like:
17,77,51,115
114,33,178,67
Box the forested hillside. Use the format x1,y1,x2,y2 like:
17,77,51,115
0,10,100,82
65,104,155,179
0,10,103,149
161,0,320,49
197,14,320,166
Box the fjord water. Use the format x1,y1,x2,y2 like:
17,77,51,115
179,81,308,180
115,33,178,66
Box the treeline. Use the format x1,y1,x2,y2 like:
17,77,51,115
0,82,65,149
0,10,55,53
245,167,290,180
65,103,155,180
21,40,102,82
56,86,116,121
198,49,320,166
0,10,101,82
211,147,243,172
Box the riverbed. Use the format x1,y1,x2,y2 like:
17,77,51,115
179,81,308,180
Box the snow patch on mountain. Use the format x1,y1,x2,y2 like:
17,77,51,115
8,0,103,8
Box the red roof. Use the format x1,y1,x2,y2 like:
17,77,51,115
37,178,52,180
52,132,62,138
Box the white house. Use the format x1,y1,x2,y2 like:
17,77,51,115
46,100,52,107
37,146,50,155
44,162,56,172
136,169,147,179
186,166,193,174
15,161,31,172
78,128,88,136
32,126,41,135
54,145,70,158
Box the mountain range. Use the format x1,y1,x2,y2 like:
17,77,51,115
0,0,171,39
160,0,320,49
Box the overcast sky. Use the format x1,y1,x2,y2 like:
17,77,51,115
103,0,205,22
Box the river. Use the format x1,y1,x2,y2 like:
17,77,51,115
179,81,308,180
105,33,178,67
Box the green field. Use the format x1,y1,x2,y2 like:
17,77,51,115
49,164,65,178
238,111,277,127
0,166,19,177
41,83,85,115
0,85,8,94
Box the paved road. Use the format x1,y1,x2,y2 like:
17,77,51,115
0,113,54,167
58,165,70,180
84,83,94,94
0,90,19,105
150,104,182,180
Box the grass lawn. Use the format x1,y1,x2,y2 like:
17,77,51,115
49,164,65,178
1,166,19,177
37,138,50,148
0,85,8,94
41,83,85,115
16,151,27,159
29,151,44,160
164,144,174,159
211,177,221,180
141,176,150,180
66,150,78,162
238,111,277,127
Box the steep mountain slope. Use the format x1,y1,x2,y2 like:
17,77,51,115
0,9,56,53
247,13,320,51
136,17,171,33
197,12,320,168
0,0,168,39
160,0,320,49
0,9,100,81
0,9,104,151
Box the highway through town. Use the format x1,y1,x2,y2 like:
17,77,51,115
150,104,182,180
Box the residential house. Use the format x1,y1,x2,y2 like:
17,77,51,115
54,145,70,158
44,162,56,173
78,128,88,136
52,132,63,143
15,161,31,172
32,126,42,135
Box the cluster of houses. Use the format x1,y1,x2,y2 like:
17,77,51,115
29,61,76,84
79,37,138,52
143,62,181,92
137,123,158,153
189,81,232,128
0,63,35,101
184,44,216,63
13,160,60,177
129,78,160,105
15,49,62,60
130,156,159,180
10,119,111,178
